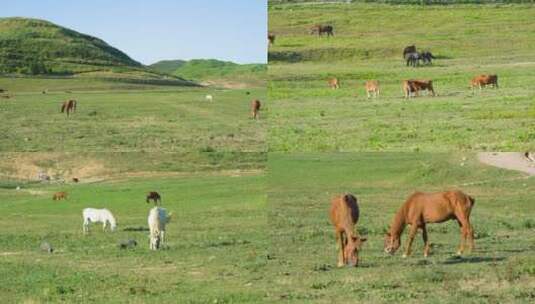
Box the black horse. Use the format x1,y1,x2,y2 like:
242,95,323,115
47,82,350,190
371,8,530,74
405,52,420,67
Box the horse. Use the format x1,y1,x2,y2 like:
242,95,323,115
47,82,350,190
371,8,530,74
146,191,161,205
72,177,79,183
471,74,498,91
403,79,435,98
61,99,77,116
329,194,367,267
311,25,334,37
82,208,117,233
148,207,171,250
420,51,435,65
364,80,380,98
525,152,535,163
251,99,261,120
268,33,276,45
205,95,213,102
384,190,475,258
328,78,340,89
52,191,68,201
405,52,420,67
403,45,416,58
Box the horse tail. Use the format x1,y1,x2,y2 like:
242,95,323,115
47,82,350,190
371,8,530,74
61,103,66,113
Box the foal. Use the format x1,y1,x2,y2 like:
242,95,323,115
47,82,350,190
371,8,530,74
384,190,475,258
251,99,261,120
329,194,367,267
61,99,77,116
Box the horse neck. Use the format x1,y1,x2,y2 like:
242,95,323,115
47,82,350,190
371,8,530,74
389,207,407,240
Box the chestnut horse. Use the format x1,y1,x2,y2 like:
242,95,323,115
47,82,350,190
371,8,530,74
384,190,475,258
251,99,261,120
329,194,367,267
146,191,161,205
53,191,68,201
61,99,77,116
328,78,340,89
268,33,276,46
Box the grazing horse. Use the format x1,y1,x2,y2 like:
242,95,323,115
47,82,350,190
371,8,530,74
405,52,420,67
311,25,334,37
83,208,117,233
471,74,498,91
146,191,161,205
364,80,380,98
403,79,435,98
403,45,416,59
420,51,435,65
330,194,367,267
328,78,340,89
148,207,171,250
251,99,261,120
52,191,67,201
384,190,475,258
268,33,276,45
61,99,77,116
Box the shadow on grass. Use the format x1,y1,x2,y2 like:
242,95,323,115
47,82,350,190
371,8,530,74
123,226,149,232
442,255,506,265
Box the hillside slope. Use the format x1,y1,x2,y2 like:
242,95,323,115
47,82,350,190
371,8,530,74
150,59,267,87
0,17,195,86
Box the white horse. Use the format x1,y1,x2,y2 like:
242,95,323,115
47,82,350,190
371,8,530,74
148,207,171,250
82,208,117,234
205,94,213,102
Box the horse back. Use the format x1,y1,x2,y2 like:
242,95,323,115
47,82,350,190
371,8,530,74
330,194,359,230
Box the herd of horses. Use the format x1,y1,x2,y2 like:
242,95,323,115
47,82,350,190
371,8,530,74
330,190,475,267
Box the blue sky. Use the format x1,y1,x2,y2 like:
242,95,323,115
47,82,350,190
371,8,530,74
2,0,267,65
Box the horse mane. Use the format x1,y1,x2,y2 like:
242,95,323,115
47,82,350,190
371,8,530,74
389,194,413,239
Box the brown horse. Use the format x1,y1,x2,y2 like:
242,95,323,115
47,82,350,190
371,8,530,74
365,80,380,98
403,79,435,98
328,78,340,89
268,33,276,46
52,191,68,201
146,191,161,205
251,99,261,120
329,194,367,267
384,190,475,258
61,99,77,116
311,25,334,37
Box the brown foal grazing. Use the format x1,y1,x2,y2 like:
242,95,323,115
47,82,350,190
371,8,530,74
365,80,380,98
403,79,435,98
328,78,340,89
471,74,498,90
146,191,161,205
329,194,367,267
251,99,261,120
384,190,475,258
52,191,68,201
61,99,77,116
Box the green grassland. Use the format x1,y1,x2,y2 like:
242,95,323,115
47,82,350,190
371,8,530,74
0,77,266,152
268,3,535,152
150,59,267,88
267,152,535,303
0,152,267,303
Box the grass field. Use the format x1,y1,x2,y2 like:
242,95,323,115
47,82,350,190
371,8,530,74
0,152,268,303
268,3,535,152
0,77,266,152
267,153,535,303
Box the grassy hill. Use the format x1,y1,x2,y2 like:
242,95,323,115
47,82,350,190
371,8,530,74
150,59,267,87
0,17,194,86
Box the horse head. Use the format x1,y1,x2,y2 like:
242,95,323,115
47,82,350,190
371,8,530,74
384,232,401,255
345,235,367,266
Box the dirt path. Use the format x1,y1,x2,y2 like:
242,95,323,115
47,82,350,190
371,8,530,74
477,152,535,176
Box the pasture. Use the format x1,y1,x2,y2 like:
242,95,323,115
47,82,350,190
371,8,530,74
0,152,268,303
0,77,266,152
267,153,535,303
268,3,535,152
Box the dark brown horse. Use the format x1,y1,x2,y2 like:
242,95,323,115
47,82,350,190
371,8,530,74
251,99,261,120
268,33,276,46
311,25,334,37
403,45,416,58
329,194,367,267
146,192,161,205
384,190,475,258
61,99,77,116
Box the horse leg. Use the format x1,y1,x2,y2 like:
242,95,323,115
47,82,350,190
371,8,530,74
83,220,89,234
403,225,419,258
335,231,344,267
422,224,430,257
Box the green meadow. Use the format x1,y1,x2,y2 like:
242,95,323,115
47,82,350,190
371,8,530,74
0,77,266,152
0,152,268,303
268,3,535,152
267,152,535,303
